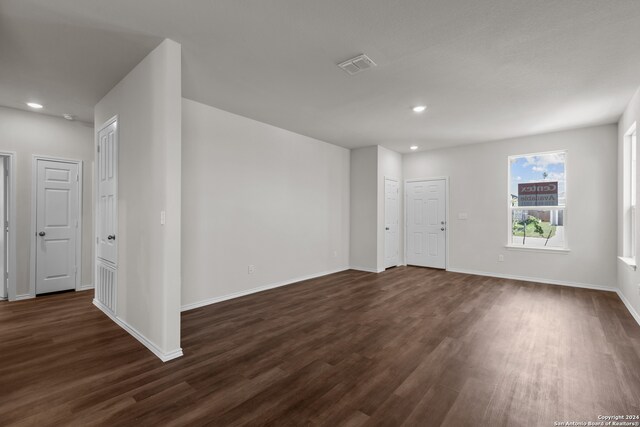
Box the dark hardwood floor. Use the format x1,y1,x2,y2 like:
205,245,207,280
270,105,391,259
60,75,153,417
1,267,640,426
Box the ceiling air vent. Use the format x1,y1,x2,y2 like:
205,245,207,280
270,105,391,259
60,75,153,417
338,54,377,75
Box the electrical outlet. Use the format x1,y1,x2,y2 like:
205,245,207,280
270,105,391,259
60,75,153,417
333,250,338,258
498,254,504,262
160,210,166,225
248,265,255,274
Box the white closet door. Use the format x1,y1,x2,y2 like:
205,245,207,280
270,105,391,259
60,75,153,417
35,160,79,294
97,121,117,264
0,158,5,299
384,178,399,268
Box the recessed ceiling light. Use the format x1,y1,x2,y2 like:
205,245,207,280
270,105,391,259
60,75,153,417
27,102,43,109
412,105,426,113
410,145,418,150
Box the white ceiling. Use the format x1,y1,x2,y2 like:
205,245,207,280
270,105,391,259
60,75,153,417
2,0,640,152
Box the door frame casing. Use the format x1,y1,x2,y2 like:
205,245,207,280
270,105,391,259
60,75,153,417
0,152,17,301
29,155,84,297
404,176,450,269
383,176,400,269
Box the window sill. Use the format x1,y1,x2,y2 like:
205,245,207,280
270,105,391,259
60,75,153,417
618,256,637,271
504,245,570,254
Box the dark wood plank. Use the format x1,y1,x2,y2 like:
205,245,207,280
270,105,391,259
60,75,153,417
1,266,639,426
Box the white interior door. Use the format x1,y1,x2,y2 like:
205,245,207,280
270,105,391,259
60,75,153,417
97,121,117,264
384,178,399,268
35,159,80,294
0,158,6,299
406,179,446,269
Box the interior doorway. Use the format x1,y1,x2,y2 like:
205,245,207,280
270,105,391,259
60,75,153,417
384,177,400,268
31,157,82,295
0,157,7,299
0,152,16,300
95,117,118,314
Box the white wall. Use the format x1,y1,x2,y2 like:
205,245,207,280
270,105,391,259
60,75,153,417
95,39,182,358
618,87,640,322
377,146,402,271
404,124,618,289
350,145,403,272
350,146,378,272
181,98,350,308
0,107,94,298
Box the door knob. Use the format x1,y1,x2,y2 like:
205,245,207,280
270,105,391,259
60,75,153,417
107,234,116,240
38,231,45,237
440,227,445,231
385,227,390,230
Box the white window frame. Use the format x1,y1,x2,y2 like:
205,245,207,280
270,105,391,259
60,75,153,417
621,122,637,270
506,150,569,253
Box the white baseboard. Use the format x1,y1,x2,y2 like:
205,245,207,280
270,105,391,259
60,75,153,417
182,267,350,312
349,266,384,273
615,290,640,327
93,299,183,362
445,267,616,293
15,293,35,301
78,284,94,291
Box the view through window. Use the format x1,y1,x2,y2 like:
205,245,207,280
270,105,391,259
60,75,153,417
509,151,566,249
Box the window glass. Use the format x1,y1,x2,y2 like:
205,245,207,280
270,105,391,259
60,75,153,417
509,152,566,248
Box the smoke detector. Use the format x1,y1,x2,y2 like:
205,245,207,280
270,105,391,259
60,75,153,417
63,114,75,121
338,54,377,75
